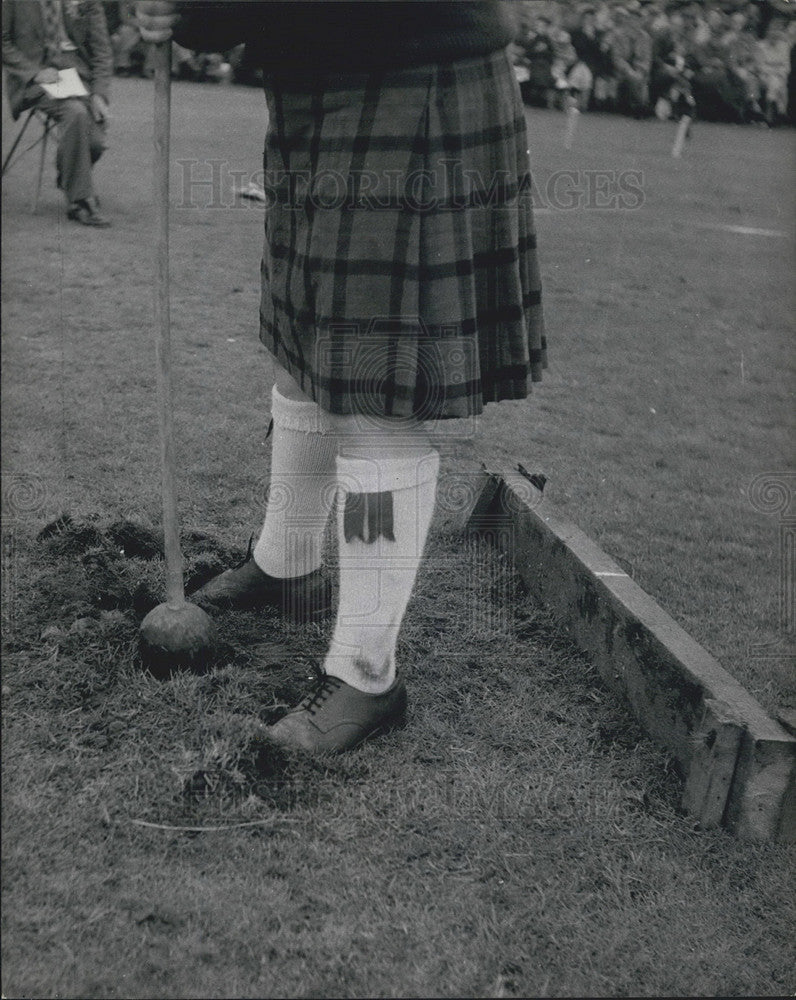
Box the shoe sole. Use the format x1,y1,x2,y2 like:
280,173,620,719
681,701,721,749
355,707,408,747
192,587,333,623
192,594,332,623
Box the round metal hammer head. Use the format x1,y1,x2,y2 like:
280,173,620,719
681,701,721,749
139,600,216,679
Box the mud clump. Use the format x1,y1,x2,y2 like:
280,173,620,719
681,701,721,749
183,736,338,812
35,515,241,620
37,513,105,555
105,520,163,560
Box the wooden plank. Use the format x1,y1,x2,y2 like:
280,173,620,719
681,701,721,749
681,698,745,830
724,727,796,841
467,467,796,842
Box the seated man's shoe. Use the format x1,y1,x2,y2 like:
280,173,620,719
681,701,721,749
265,668,407,753
188,551,332,622
67,198,110,227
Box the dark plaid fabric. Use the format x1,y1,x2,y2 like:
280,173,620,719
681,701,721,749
260,48,547,420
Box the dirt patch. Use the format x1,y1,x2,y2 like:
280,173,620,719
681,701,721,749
28,515,324,689
183,736,347,812
35,513,237,618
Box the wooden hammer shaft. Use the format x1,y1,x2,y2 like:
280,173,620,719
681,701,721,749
152,40,184,607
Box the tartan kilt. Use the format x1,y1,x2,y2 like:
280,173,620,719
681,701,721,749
260,48,547,420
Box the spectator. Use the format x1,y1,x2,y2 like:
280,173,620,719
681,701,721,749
647,3,674,40
2,0,112,226
110,1,144,76
650,18,696,121
789,24,796,123
566,55,595,112
756,16,793,124
548,24,584,108
227,42,261,87
691,4,712,47
550,23,577,82
649,8,676,112
508,0,795,124
705,7,729,39
690,30,749,122
606,2,653,117
594,2,615,36
520,13,558,107
570,5,613,109
170,40,202,79
719,9,765,122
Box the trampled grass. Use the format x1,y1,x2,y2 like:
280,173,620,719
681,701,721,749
2,516,793,998
2,79,794,997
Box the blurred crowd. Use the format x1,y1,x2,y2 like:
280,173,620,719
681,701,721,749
511,0,796,124
107,0,795,126
107,2,254,85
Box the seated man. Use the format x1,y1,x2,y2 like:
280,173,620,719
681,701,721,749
3,0,112,226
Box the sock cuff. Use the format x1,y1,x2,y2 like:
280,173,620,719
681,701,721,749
271,385,333,435
336,449,440,494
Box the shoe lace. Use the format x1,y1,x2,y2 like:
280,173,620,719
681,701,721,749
230,533,256,571
299,660,343,716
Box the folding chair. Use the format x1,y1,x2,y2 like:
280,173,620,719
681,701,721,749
2,107,57,213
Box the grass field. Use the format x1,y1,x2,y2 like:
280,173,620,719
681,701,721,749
2,78,794,998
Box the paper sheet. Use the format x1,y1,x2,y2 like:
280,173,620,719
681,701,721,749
40,67,88,100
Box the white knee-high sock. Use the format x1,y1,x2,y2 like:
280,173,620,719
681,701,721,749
253,386,337,579
323,439,439,694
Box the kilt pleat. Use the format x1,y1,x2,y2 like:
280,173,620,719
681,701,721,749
260,49,547,419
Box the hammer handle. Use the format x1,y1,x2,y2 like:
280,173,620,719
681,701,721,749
152,40,184,607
